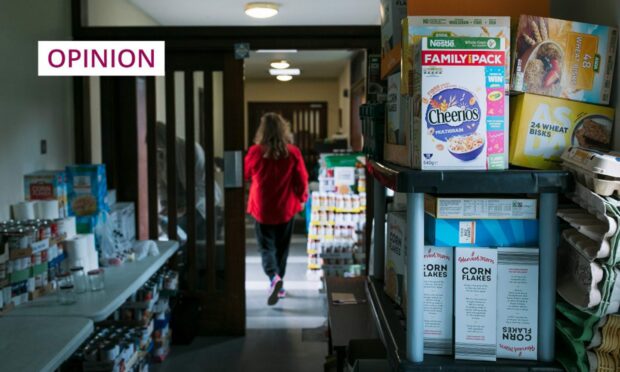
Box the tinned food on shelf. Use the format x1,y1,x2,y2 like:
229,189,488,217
512,15,618,105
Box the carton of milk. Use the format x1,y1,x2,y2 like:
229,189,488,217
412,37,507,170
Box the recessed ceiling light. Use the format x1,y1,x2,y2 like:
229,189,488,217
256,49,298,53
244,2,279,19
277,75,293,82
270,60,290,69
269,68,300,76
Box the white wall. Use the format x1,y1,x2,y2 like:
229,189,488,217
551,0,620,149
0,1,74,219
87,0,159,26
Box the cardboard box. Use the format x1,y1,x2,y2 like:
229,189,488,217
24,170,68,218
407,0,550,26
413,37,507,170
425,214,538,247
383,77,412,166
424,195,537,220
455,247,497,361
385,212,407,305
497,247,539,360
512,15,617,105
380,0,407,55
109,202,136,243
367,54,387,103
402,16,511,96
509,93,615,170
66,164,108,216
422,246,454,355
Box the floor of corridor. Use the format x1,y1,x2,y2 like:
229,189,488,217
152,222,329,372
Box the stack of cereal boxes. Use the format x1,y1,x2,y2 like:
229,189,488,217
386,195,541,361
384,16,511,170
509,15,617,169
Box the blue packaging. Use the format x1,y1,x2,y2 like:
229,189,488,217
425,213,538,247
66,164,108,216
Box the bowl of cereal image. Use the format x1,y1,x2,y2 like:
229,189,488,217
447,133,485,161
523,40,564,96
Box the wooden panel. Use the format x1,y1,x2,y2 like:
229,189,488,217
165,73,177,240
146,78,158,239
136,78,149,240
184,72,197,290
203,72,216,294
223,54,246,334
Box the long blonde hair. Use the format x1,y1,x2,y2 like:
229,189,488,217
254,112,293,159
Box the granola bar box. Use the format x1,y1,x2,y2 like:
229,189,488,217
512,15,618,105
412,36,507,170
509,93,615,170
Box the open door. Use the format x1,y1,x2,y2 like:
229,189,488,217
146,52,246,335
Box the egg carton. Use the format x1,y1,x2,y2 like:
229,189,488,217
562,146,620,196
557,237,604,310
557,208,616,243
562,229,610,261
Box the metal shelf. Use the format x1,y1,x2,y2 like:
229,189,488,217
367,277,564,372
367,160,572,194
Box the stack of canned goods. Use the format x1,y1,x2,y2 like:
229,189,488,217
72,324,152,368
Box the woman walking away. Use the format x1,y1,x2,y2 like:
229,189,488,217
245,113,309,306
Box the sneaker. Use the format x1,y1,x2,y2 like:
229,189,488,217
267,275,283,306
278,288,286,299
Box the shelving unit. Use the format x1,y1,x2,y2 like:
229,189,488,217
0,316,93,372
6,241,179,321
366,160,572,369
0,241,179,370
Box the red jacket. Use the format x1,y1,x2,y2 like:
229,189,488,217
245,144,309,225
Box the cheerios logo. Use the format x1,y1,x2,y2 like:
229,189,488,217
425,87,481,142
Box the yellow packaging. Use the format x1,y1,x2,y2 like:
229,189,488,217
509,94,615,170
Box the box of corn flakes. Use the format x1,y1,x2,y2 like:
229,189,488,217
512,15,618,105
402,16,510,96
509,93,615,170
412,36,507,170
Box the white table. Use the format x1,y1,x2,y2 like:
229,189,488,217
0,316,93,372
7,240,179,321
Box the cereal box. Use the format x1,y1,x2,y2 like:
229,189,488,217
385,212,406,306
497,247,539,360
455,247,497,361
509,93,615,170
380,0,407,55
412,36,507,170
401,16,510,96
23,170,68,218
384,75,412,166
407,0,550,26
512,15,618,105
66,164,109,217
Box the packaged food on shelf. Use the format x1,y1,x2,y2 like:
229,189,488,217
109,202,136,249
402,16,510,96
366,54,387,103
406,0,550,26
422,246,453,355
512,15,617,105
557,237,604,310
386,72,406,146
424,214,538,247
424,194,537,220
66,164,109,217
23,170,68,218
509,93,615,170
496,247,539,360
385,212,406,305
454,247,497,361
412,37,507,170
380,0,406,56
562,146,620,196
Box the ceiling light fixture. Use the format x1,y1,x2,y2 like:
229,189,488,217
270,60,290,69
269,68,300,76
277,75,293,82
244,2,279,19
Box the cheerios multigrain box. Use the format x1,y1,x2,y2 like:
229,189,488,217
412,36,507,170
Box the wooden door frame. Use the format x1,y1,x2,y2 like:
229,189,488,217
70,0,380,337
